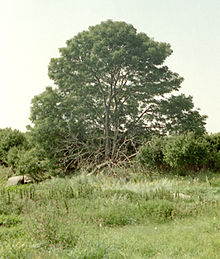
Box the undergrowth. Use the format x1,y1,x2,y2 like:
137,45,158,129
1,170,220,258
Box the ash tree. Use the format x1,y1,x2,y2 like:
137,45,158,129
29,20,206,169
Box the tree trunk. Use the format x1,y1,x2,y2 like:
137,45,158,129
104,107,111,160
111,123,119,160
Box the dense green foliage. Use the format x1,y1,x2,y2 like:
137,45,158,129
138,132,220,173
163,133,210,171
1,171,220,257
205,133,220,171
1,126,219,180
28,20,206,170
15,147,56,181
0,128,54,180
0,128,26,166
137,136,168,170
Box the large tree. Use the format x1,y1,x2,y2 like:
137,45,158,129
29,20,206,168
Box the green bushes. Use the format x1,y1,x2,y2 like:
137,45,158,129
137,136,168,170
163,133,210,171
0,127,57,181
15,147,54,181
205,133,220,171
0,128,26,166
137,132,220,173
1,127,219,180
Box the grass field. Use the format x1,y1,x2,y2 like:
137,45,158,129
1,168,220,258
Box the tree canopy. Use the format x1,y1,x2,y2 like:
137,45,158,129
29,20,206,169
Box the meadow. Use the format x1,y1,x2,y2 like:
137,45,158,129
1,168,220,258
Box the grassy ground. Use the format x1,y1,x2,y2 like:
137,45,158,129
1,168,220,258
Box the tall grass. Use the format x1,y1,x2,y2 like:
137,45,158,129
1,170,220,258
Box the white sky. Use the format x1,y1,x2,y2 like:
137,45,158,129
0,0,219,133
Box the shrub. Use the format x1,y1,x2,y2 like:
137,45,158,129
16,148,53,181
0,128,58,180
163,133,210,172
7,146,21,169
205,133,220,171
0,128,26,166
137,132,220,174
137,136,168,170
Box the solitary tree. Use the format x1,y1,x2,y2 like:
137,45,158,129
29,20,206,168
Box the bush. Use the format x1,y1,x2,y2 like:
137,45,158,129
0,128,26,166
16,148,54,181
0,128,59,181
163,133,210,172
137,136,169,170
137,132,220,174
205,133,220,171
7,146,21,169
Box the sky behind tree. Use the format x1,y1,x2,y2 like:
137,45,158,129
0,0,219,132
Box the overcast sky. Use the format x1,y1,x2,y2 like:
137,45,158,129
0,0,219,133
